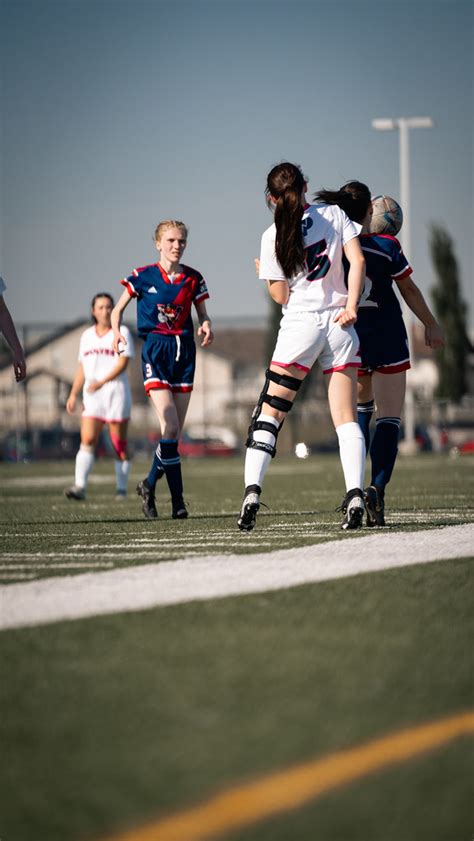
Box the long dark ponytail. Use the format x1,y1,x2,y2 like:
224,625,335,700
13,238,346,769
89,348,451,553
314,181,371,224
266,162,306,278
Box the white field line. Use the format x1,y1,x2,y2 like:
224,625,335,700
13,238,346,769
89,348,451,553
0,523,472,631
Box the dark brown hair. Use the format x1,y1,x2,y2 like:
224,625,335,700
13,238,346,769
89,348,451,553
266,162,306,278
314,181,371,223
91,292,114,324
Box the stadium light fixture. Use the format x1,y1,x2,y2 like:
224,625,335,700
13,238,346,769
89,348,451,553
372,116,434,451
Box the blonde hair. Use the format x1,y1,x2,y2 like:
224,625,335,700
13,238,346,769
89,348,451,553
154,220,188,243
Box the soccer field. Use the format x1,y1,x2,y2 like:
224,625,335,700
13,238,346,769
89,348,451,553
1,454,473,841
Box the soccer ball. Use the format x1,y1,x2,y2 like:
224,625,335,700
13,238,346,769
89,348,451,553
370,195,403,236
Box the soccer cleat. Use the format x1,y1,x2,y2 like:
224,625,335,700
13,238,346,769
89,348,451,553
172,499,189,520
136,479,158,519
238,485,261,532
364,485,386,527
338,488,365,530
65,485,86,501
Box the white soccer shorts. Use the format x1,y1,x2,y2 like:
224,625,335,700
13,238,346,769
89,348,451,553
82,380,132,423
271,308,361,374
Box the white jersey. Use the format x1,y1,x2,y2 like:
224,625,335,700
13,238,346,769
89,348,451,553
259,203,361,312
78,325,134,423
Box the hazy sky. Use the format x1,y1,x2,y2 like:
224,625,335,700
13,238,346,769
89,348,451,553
1,0,473,329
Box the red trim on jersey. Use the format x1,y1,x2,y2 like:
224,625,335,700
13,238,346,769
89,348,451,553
393,267,413,280
271,360,311,373
157,263,186,285
323,362,361,375
145,380,193,394
94,326,112,338
360,234,402,245
121,279,137,298
377,361,411,374
194,291,210,303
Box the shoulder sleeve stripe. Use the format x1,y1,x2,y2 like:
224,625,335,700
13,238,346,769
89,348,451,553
121,279,138,297
194,291,210,302
392,266,413,280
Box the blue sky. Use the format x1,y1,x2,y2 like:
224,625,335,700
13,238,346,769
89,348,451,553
1,0,472,329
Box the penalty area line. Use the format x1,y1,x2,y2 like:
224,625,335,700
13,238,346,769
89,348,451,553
100,710,474,841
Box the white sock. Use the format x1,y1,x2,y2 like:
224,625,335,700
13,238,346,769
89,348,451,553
244,414,280,490
115,459,131,493
75,445,95,489
336,421,366,491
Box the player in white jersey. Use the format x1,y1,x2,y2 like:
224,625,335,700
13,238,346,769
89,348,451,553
65,293,134,501
238,162,367,532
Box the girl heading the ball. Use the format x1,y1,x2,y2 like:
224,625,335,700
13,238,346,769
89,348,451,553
317,180,444,526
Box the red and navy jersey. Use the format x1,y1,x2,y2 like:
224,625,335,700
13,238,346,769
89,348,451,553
356,234,412,314
121,262,209,338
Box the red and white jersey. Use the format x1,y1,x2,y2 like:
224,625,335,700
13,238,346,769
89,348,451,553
78,325,134,385
259,203,361,312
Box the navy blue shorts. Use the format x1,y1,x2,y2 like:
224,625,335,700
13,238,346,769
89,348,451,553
355,311,411,376
141,333,196,393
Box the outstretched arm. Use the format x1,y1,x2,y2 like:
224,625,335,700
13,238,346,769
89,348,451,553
66,363,85,414
194,300,214,347
111,289,133,354
396,276,445,349
335,237,366,326
0,296,26,381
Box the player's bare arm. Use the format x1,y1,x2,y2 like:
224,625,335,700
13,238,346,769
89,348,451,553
86,356,130,393
66,363,85,414
266,279,290,305
195,300,214,347
334,238,365,326
396,276,445,350
111,289,132,354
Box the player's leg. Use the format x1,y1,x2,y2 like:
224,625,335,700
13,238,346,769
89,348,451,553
65,418,103,500
357,373,375,453
108,420,130,499
365,370,406,526
148,388,191,519
326,368,366,529
239,363,304,531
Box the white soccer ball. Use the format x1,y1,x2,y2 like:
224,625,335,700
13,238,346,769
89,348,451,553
370,195,403,236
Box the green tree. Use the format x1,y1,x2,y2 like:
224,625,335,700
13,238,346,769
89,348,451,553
429,224,471,402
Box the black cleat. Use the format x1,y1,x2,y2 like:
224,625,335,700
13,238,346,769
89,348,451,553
364,485,386,527
136,479,158,519
238,485,261,532
172,499,189,520
338,488,365,530
65,485,86,501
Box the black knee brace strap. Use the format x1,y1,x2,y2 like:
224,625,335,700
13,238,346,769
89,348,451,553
246,369,301,457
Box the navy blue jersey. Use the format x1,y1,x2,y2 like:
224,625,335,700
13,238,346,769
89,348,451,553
357,234,412,314
121,262,209,339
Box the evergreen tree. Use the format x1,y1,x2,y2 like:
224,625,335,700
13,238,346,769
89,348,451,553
429,225,471,402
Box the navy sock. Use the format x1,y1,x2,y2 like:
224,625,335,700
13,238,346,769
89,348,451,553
159,439,184,505
357,400,375,453
370,417,401,491
146,446,165,490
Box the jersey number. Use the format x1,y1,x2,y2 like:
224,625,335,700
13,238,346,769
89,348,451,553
306,239,331,281
145,363,153,378
359,275,378,308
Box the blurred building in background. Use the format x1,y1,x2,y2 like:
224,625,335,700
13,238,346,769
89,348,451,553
0,319,473,460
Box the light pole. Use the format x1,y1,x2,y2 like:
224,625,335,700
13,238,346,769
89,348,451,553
371,116,434,451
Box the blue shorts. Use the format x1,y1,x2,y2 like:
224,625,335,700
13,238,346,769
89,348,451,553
141,333,196,393
355,311,411,376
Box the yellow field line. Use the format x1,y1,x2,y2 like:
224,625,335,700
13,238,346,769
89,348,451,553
102,710,474,841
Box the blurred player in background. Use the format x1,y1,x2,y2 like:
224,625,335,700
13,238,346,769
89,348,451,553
65,292,134,501
239,162,367,532
0,276,26,382
112,220,213,520
317,181,445,525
